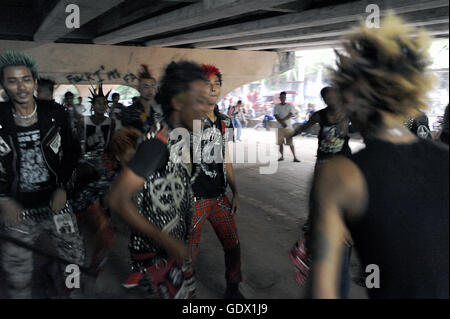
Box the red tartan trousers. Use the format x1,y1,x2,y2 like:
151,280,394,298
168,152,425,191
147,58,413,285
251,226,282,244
188,196,242,284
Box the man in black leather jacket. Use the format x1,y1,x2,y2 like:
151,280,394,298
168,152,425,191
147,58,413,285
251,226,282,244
0,50,84,298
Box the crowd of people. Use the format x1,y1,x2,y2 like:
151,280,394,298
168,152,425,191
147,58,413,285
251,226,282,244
0,14,448,299
0,48,246,299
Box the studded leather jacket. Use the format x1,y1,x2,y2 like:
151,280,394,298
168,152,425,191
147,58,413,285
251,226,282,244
0,99,80,203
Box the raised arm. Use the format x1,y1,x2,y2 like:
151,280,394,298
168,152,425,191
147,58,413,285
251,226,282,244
292,112,320,137
225,142,239,215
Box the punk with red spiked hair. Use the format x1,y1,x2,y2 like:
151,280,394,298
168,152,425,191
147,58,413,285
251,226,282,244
138,64,156,81
201,64,222,86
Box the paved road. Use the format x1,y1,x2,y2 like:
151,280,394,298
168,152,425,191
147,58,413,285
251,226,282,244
0,129,368,299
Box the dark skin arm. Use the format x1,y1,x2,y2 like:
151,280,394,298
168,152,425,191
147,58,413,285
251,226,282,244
274,113,293,128
225,143,239,215
309,156,368,298
108,167,189,263
76,116,85,147
291,112,321,137
227,107,235,119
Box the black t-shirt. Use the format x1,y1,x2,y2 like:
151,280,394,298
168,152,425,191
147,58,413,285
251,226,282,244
83,116,114,153
191,115,232,198
15,122,55,208
348,138,449,298
316,108,351,160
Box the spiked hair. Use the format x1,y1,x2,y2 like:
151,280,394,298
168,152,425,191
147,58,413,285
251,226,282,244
138,64,156,81
330,14,435,126
201,64,222,86
88,83,111,105
155,61,208,117
0,50,38,83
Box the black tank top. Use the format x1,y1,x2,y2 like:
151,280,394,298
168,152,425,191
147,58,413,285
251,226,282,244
348,138,449,298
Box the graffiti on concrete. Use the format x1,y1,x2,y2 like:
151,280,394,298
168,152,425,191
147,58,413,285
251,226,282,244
66,65,138,84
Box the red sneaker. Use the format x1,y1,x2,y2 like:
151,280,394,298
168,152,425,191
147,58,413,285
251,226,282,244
122,272,143,288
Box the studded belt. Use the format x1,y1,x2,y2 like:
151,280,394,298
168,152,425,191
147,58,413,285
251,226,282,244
193,194,226,202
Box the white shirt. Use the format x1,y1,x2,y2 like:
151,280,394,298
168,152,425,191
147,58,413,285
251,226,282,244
273,103,297,129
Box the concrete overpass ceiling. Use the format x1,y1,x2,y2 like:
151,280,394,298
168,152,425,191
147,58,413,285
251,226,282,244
0,0,448,52
129,10,286,46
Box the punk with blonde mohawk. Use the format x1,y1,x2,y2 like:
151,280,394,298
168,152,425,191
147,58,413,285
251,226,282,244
331,14,435,128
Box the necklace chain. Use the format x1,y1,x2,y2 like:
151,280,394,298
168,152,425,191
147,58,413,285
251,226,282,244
13,103,37,119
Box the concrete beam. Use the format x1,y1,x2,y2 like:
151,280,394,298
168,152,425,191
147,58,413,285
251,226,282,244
93,2,173,38
262,7,297,13
93,0,294,45
194,8,450,48
34,0,124,42
240,39,345,51
262,0,313,14
278,44,345,53
220,22,450,51
196,28,352,49
144,0,449,47
278,33,450,52
268,23,449,52
239,25,449,51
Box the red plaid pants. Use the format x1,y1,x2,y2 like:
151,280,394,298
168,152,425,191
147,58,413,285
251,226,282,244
188,196,242,284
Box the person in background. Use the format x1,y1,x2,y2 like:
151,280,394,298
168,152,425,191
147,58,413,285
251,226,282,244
77,84,115,154
438,104,449,144
228,100,242,141
121,65,160,133
108,61,210,299
289,86,353,297
274,91,300,162
247,105,256,120
309,15,448,299
36,78,62,109
405,111,432,139
76,96,86,115
63,91,83,140
187,64,244,299
109,92,124,130
237,102,248,128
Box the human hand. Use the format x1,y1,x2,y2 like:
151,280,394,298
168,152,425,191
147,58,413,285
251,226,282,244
231,193,240,215
0,199,23,227
50,188,67,213
161,233,190,264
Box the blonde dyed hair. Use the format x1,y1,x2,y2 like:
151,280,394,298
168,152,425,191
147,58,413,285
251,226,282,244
331,14,436,126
